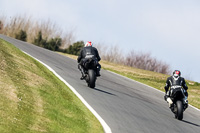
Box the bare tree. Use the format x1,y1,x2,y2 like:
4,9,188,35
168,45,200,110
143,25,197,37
124,50,170,74
61,30,75,49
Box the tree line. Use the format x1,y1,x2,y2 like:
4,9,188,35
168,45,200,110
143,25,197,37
0,15,170,74
0,15,83,55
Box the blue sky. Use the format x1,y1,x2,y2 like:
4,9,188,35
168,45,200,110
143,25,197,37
1,0,200,82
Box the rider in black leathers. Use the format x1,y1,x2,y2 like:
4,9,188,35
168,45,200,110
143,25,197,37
77,41,101,80
164,70,188,107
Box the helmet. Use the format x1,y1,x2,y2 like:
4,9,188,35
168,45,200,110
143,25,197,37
85,41,93,47
173,70,181,77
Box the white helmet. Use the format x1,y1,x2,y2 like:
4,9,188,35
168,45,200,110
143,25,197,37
173,70,181,77
85,41,93,47
172,70,181,80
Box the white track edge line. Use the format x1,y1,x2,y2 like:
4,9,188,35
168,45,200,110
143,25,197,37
22,51,112,133
106,70,200,112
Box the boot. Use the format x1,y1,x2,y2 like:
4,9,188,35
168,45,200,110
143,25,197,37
80,67,86,80
183,97,188,109
96,65,101,77
96,70,101,77
167,97,173,108
80,75,85,80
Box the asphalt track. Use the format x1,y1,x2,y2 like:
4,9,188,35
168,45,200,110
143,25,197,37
1,34,200,133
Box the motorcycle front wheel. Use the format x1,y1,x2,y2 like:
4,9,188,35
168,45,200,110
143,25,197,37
176,100,183,120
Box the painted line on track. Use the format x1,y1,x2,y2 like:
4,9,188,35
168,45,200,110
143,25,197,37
107,70,200,112
22,51,112,133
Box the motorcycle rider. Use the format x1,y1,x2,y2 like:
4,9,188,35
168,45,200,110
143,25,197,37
164,70,188,108
77,41,101,80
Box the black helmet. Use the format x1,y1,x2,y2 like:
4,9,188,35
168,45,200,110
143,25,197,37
173,70,181,77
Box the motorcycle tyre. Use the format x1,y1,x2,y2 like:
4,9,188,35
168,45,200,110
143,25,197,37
88,69,96,88
176,100,183,120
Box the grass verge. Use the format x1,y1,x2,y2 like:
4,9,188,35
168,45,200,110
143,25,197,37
0,39,103,133
58,53,200,109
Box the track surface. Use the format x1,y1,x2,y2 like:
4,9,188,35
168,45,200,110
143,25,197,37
1,35,200,133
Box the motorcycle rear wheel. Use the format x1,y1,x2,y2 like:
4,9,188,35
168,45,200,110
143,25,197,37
88,69,96,88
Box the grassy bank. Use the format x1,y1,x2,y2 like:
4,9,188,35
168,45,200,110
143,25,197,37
0,39,103,133
59,53,200,109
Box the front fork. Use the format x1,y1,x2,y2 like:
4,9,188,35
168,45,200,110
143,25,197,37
182,90,188,110
183,98,188,110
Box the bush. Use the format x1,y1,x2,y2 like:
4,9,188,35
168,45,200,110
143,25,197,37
33,31,62,51
15,30,27,41
46,37,62,51
0,20,3,33
194,82,200,86
33,31,46,47
65,41,84,55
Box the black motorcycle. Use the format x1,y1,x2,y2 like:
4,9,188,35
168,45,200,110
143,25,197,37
168,87,188,120
82,58,98,88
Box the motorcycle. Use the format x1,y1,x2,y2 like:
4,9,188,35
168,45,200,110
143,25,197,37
82,58,98,88
166,87,188,120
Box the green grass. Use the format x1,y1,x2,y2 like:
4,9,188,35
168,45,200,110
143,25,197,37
0,39,103,133
59,53,200,110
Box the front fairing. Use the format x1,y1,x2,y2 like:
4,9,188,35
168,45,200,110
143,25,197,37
170,88,185,103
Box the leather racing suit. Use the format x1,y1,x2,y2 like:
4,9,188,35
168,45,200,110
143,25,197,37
77,46,101,79
164,76,188,108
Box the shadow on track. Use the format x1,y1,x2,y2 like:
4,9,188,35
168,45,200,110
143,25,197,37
182,120,200,127
93,87,116,96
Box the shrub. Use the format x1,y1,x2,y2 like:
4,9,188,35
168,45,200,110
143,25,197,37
15,30,27,41
65,41,84,55
0,20,3,33
33,31,44,46
33,31,62,51
47,37,62,51
194,82,200,86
